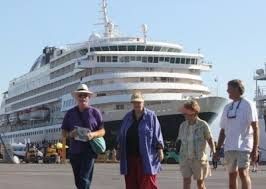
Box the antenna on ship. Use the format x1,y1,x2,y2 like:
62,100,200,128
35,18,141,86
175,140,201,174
96,0,115,38
142,24,148,44
197,48,201,54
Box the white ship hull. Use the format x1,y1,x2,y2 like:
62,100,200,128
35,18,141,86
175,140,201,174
1,96,226,149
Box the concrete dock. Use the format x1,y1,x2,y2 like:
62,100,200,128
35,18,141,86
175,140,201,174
0,163,265,188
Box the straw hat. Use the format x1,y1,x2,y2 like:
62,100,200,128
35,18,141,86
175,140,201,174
73,84,93,95
131,91,144,102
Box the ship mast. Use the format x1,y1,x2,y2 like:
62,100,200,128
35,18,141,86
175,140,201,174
101,0,115,38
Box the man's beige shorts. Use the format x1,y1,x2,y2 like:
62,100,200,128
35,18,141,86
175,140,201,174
180,160,210,180
224,151,250,173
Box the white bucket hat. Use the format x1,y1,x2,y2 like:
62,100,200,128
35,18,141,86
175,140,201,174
131,91,144,102
73,84,93,95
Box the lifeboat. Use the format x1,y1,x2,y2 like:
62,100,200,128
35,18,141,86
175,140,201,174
9,113,18,125
18,110,31,121
30,107,49,120
0,114,8,126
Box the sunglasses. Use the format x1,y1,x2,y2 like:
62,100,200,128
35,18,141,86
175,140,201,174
78,93,89,98
227,98,242,119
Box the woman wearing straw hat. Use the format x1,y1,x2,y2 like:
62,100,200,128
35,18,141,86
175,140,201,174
61,84,105,189
177,100,215,189
117,91,164,189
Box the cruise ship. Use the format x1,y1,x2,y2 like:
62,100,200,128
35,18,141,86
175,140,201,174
0,0,226,149
253,66,266,162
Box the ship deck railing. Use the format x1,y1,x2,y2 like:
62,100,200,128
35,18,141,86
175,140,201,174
255,86,266,99
1,120,63,133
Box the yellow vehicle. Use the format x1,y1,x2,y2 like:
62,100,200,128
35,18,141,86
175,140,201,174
43,144,58,163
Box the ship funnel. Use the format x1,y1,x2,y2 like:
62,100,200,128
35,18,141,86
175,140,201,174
256,69,264,76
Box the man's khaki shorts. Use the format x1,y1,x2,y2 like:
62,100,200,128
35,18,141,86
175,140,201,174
180,160,210,180
224,151,250,173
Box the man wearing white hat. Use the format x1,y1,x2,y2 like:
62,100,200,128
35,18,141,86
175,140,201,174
61,83,105,189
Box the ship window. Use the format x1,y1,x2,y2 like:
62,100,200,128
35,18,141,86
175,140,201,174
90,48,95,52
140,77,144,82
130,56,136,61
173,49,179,52
109,46,118,51
145,46,154,51
106,56,111,62
170,58,175,63
136,56,141,61
159,57,164,62
97,93,106,97
148,57,153,63
191,59,195,64
181,58,185,64
100,56,106,62
128,46,136,51
116,104,124,110
165,57,170,62
119,56,125,62
175,58,180,64
137,46,145,51
101,46,109,51
90,55,94,61
168,48,175,52
112,56,118,62
94,47,101,51
97,56,100,62
142,57,147,63
118,46,127,51
124,56,130,62
79,48,88,55
161,47,168,52
154,57,159,63
186,58,191,64
154,46,161,51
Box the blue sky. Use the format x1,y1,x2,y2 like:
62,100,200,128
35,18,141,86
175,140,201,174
1,0,266,101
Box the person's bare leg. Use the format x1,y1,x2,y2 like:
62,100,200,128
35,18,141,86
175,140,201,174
251,162,255,172
239,168,251,189
229,171,238,189
197,179,206,189
183,177,191,189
